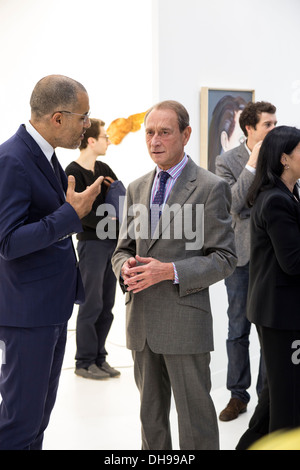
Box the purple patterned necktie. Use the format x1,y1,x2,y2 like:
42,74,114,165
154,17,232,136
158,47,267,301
151,171,170,235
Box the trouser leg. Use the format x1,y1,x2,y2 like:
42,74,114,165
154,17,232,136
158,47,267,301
96,254,116,365
225,264,251,403
236,325,300,449
259,325,300,432
165,352,219,450
132,344,172,450
132,343,219,450
76,240,116,369
0,323,67,450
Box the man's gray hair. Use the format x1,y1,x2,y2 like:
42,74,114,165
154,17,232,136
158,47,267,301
144,100,190,133
30,74,87,119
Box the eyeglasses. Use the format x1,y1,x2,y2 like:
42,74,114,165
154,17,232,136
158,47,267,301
56,110,91,124
99,135,110,141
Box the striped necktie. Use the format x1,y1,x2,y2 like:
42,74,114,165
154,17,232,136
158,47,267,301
151,171,170,235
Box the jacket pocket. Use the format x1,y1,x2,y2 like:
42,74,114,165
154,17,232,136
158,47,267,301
176,290,210,312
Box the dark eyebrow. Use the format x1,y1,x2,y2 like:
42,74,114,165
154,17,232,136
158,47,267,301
263,120,277,126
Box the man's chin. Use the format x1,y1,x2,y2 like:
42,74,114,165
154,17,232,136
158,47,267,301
60,141,81,150
151,152,165,163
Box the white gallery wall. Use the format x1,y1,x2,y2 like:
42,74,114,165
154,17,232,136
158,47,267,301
1,0,300,390
0,0,154,185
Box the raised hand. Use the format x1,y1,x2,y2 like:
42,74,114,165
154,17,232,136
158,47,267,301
66,174,104,219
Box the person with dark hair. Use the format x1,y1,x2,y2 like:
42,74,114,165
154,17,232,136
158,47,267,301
0,75,103,450
239,101,277,138
236,126,300,449
66,118,124,380
216,101,277,422
208,95,247,173
112,100,237,450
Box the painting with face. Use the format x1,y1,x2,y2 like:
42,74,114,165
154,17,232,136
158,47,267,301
200,88,255,173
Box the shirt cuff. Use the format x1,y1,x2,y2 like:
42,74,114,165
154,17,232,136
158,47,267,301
245,164,256,174
172,262,179,284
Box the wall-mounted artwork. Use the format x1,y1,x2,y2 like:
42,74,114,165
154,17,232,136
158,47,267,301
200,88,255,173
107,111,147,145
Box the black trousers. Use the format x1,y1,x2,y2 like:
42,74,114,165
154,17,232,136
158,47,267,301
236,325,300,450
75,239,117,369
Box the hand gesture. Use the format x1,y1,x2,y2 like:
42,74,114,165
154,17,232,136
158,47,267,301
66,174,104,219
247,141,263,169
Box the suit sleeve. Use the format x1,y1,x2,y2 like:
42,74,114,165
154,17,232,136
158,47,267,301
215,153,254,214
0,155,82,261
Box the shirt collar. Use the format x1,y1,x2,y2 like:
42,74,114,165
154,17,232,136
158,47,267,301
244,141,252,156
25,121,54,163
155,153,188,179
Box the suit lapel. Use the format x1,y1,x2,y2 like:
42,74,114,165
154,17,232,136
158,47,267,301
138,170,156,251
17,125,66,202
35,153,66,202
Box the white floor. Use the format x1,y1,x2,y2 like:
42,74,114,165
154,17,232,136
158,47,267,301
42,313,259,451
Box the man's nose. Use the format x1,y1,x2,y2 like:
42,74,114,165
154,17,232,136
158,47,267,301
151,133,162,145
84,117,91,129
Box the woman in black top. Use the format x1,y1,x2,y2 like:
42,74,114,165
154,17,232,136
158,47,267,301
65,119,124,380
237,126,300,449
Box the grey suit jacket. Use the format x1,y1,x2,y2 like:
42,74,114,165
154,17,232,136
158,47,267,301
215,143,255,266
112,157,237,355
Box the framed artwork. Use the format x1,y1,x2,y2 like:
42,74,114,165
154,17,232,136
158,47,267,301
200,87,255,173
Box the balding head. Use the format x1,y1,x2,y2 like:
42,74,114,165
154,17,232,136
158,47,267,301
28,75,90,149
30,74,87,120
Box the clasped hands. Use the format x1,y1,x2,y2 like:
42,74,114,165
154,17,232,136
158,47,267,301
122,255,174,294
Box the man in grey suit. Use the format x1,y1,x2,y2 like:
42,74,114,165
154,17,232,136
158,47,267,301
112,100,237,450
215,101,277,422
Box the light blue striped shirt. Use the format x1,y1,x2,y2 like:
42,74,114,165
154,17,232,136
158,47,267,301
151,153,188,208
151,153,189,283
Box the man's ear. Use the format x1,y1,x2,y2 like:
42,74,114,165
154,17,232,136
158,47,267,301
87,136,95,146
183,126,192,145
245,124,252,136
51,112,63,128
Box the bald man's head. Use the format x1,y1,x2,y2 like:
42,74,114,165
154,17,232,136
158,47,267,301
30,74,87,120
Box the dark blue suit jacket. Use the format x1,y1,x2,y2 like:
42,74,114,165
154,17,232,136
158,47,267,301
0,125,84,327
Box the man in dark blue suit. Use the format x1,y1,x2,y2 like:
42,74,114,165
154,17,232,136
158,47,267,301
0,75,104,450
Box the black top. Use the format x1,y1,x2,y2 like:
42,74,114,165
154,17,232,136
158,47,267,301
247,178,300,330
65,160,118,241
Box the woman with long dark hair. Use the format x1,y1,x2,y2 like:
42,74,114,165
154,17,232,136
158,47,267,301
237,125,300,449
